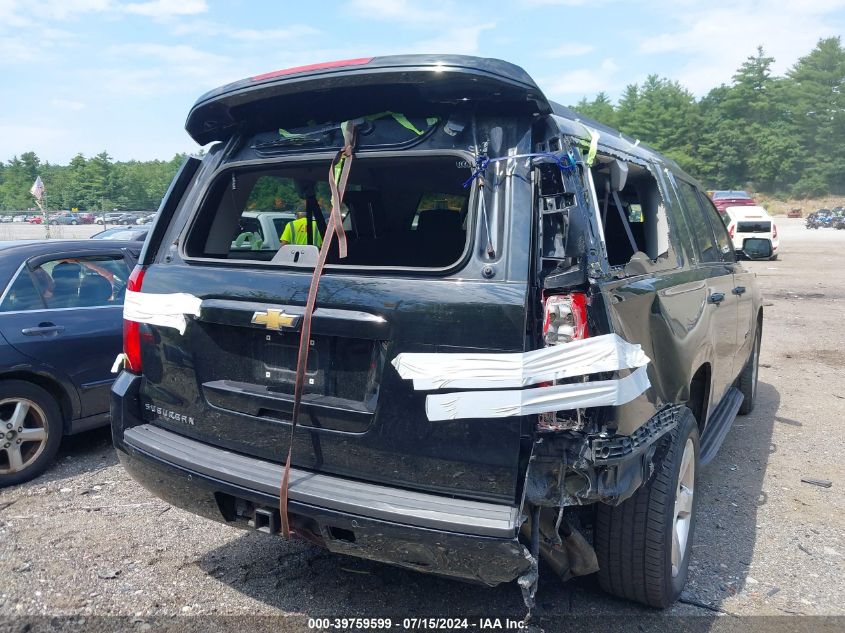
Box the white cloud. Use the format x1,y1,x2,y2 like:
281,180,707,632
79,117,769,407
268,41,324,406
346,0,441,25
101,43,239,96
540,58,621,101
50,99,86,111
0,123,75,159
408,23,496,55
123,0,207,18
544,43,595,58
43,0,112,20
638,0,845,94
519,0,591,5
169,19,321,42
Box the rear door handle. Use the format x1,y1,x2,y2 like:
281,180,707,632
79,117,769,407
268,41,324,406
21,324,65,336
708,292,725,305
732,286,746,295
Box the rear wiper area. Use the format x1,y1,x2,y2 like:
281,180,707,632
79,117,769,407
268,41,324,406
252,136,323,149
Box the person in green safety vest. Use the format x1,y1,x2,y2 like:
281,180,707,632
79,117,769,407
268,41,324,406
280,210,322,247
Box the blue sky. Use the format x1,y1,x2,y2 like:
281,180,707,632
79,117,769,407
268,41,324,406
2,0,844,163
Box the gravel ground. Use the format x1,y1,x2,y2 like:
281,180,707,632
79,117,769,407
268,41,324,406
0,218,843,631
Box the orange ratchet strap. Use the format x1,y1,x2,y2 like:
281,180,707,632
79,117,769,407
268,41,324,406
279,122,357,538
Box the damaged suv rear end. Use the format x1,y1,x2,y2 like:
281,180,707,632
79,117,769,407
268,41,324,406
111,55,764,611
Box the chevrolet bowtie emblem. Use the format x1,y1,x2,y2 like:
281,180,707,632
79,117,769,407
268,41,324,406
251,309,298,331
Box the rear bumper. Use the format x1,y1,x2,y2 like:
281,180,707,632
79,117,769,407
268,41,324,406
111,372,530,586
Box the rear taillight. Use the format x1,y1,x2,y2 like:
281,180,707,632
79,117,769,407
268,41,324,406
729,224,735,239
123,266,145,373
772,224,778,238
543,293,588,345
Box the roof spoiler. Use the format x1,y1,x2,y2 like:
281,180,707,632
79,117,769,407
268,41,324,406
185,54,552,145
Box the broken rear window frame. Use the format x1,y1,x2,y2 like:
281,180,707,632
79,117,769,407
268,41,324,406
177,149,482,277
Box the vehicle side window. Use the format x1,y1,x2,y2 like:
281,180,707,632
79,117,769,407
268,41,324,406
676,180,719,264
698,192,735,262
0,271,45,312
411,193,465,230
589,158,672,268
27,256,130,310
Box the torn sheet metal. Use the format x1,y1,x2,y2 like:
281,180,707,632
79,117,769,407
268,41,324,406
124,290,202,335
425,365,650,422
392,333,649,390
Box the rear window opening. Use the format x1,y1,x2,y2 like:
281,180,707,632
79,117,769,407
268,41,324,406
590,157,671,268
184,155,473,270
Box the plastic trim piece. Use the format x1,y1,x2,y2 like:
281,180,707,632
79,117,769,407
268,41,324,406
124,290,202,335
392,333,648,390
122,424,519,538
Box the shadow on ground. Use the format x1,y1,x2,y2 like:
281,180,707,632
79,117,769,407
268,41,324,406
688,380,779,614
29,425,117,487
193,387,781,622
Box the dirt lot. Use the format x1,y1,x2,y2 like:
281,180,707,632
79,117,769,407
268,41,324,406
0,219,843,631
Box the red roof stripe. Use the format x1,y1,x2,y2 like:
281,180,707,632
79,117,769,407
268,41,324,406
251,57,375,82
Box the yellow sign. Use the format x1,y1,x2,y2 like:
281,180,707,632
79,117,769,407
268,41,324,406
251,309,298,331
71,207,78,212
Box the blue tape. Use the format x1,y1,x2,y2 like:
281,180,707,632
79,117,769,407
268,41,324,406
462,151,577,189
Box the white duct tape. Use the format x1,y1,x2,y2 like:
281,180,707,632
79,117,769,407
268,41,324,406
425,365,651,422
124,290,202,335
392,333,649,390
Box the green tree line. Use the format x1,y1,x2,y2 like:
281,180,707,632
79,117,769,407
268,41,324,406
0,150,187,212
573,37,845,197
2,36,843,209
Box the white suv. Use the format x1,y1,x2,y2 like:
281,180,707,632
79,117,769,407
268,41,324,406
724,205,779,260
230,211,296,251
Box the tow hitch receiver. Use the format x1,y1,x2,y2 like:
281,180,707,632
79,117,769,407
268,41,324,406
252,507,280,534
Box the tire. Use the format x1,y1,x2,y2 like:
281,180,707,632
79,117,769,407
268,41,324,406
71,220,78,225
737,323,761,415
595,408,699,608
0,380,63,487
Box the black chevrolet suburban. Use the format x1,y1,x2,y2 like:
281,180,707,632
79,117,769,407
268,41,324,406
111,55,767,611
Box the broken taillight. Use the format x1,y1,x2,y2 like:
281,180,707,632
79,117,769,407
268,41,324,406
543,293,588,345
123,266,145,373
729,224,735,239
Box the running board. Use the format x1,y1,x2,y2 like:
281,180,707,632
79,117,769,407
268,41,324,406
699,387,744,465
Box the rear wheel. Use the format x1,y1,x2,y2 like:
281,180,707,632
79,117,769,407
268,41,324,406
0,381,63,487
737,324,761,414
595,409,699,608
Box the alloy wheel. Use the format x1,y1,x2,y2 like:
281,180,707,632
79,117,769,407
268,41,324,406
671,438,695,577
0,398,49,475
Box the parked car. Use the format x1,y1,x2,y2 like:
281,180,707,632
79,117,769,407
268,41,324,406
96,212,126,225
48,211,81,225
78,212,96,224
111,55,766,611
710,190,757,214
723,205,779,260
91,227,149,241
0,216,13,224
0,240,140,485
230,211,296,251
25,216,43,224
12,215,26,223
135,213,157,225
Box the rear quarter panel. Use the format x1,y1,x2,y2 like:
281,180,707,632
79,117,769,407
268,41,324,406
595,267,715,435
